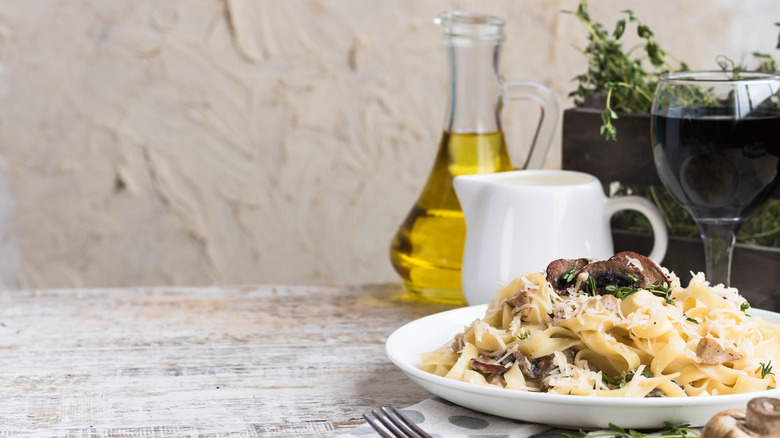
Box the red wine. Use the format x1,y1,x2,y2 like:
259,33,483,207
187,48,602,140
652,106,780,220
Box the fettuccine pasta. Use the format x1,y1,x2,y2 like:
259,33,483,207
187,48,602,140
420,253,780,397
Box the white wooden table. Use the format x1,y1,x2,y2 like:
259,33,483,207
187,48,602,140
0,284,457,436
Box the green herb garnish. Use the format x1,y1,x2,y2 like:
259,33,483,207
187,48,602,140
760,361,775,379
612,286,637,300
563,421,700,438
601,374,624,387
517,332,529,341
601,370,654,388
586,277,597,296
562,268,577,284
740,301,751,317
685,316,699,324
607,280,673,304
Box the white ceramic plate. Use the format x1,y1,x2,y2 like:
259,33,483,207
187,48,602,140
386,305,780,429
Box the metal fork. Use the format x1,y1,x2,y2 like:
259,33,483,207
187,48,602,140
362,406,432,438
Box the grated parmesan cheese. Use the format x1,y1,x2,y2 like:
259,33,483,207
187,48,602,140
626,256,643,271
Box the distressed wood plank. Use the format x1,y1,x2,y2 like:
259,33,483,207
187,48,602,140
0,284,457,437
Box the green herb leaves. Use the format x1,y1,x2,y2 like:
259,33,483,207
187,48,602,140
567,4,779,142
564,0,688,140
562,268,577,284
760,361,774,389
605,280,673,304
563,421,700,438
601,370,653,388
760,361,775,379
585,277,597,296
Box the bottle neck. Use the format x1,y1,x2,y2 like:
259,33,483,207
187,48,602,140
443,38,503,134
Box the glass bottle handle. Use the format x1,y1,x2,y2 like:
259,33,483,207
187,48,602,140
501,81,559,170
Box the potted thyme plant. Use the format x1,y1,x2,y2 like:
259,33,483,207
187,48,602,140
560,0,780,308
561,1,689,199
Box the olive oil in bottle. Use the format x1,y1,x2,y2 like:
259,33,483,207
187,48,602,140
389,11,557,303
390,131,512,303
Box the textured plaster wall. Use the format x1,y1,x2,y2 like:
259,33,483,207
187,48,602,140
0,0,776,289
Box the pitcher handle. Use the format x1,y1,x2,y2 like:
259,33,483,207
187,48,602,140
501,81,559,170
605,196,669,264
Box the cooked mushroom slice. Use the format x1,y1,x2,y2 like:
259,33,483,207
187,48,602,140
538,348,575,392
505,290,531,316
469,355,511,375
470,350,544,382
576,260,641,295
696,336,743,365
451,333,465,353
646,388,666,397
609,251,667,286
546,258,590,292
512,351,540,380
702,397,780,438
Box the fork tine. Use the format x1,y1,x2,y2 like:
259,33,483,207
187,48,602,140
362,406,432,438
372,408,412,437
362,411,395,438
383,406,432,438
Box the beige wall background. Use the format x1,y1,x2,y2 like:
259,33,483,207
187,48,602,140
0,0,776,289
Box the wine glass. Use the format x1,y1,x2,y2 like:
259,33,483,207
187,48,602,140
651,71,780,286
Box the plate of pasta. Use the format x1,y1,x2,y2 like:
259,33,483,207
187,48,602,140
386,253,780,429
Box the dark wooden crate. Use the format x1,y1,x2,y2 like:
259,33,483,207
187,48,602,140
562,107,780,311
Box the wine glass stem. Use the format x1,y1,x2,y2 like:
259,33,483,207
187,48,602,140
696,219,740,287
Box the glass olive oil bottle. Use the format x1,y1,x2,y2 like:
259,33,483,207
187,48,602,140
390,12,514,304
390,11,556,303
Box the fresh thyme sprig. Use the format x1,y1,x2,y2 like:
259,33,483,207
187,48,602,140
601,370,654,388
605,280,673,304
720,23,780,75
563,422,700,438
760,360,774,379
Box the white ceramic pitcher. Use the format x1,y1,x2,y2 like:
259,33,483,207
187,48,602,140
454,170,668,305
